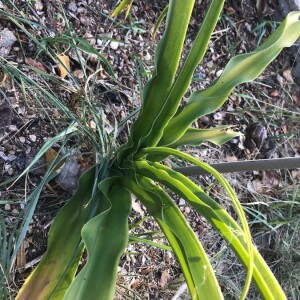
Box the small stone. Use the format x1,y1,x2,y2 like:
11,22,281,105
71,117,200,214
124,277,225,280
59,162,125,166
89,120,96,129
184,206,191,214
178,198,186,206
19,136,26,143
206,60,214,68
96,39,103,46
213,111,226,120
9,125,18,131
84,33,96,45
12,208,19,215
216,69,223,77
110,41,119,50
88,53,98,64
4,204,11,211
34,0,43,11
142,51,151,61
29,134,37,142
73,69,85,82
68,1,77,12
0,28,17,48
7,167,14,175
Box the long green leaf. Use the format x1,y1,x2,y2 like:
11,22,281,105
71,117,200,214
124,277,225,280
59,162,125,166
133,159,286,299
140,147,254,298
64,178,131,300
17,167,98,300
118,0,195,160
139,0,225,150
122,175,223,300
152,5,169,40
111,0,133,17
159,12,300,145
169,127,241,148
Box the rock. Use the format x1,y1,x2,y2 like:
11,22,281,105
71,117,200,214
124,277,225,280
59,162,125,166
34,0,43,11
19,136,26,143
178,198,186,206
216,69,223,77
56,156,82,194
0,28,17,57
110,41,119,50
29,134,37,142
0,28,17,48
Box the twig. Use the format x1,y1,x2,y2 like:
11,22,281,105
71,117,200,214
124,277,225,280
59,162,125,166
174,157,300,176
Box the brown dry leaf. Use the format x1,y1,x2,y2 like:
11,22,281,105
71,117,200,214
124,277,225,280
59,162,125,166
256,0,274,16
25,57,47,72
16,240,26,271
56,54,71,78
282,69,294,84
250,170,282,194
159,270,169,288
0,70,7,87
44,148,64,171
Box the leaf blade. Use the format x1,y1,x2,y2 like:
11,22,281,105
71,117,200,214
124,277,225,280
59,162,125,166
159,12,300,146
122,175,223,300
17,167,97,300
64,178,131,300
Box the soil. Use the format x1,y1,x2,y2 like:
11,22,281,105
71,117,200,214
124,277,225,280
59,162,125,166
0,0,300,299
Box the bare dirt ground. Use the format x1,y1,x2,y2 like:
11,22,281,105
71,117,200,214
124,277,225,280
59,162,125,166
0,0,300,299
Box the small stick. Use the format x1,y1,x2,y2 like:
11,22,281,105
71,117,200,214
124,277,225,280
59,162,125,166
174,157,300,176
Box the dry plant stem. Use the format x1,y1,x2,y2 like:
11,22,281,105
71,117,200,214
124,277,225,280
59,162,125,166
174,157,300,176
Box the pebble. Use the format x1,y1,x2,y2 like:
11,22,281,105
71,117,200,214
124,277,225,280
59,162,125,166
96,39,103,46
4,204,11,211
178,198,186,206
0,28,17,48
34,0,43,11
29,134,37,142
9,125,18,131
184,206,191,214
73,69,85,81
206,60,214,68
110,41,119,50
68,1,77,13
216,69,223,77
12,208,19,215
142,51,151,61
19,136,26,143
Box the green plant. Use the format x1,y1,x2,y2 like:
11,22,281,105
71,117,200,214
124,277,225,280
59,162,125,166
16,1,300,299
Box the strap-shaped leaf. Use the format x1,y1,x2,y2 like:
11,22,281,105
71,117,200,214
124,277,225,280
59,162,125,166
159,12,300,146
152,5,169,40
64,178,131,300
169,127,241,148
119,0,225,162
122,175,223,300
17,167,97,300
117,0,195,160
111,0,133,18
137,147,254,299
133,160,286,299
139,0,225,149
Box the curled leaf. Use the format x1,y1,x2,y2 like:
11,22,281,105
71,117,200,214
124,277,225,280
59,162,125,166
56,54,71,78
